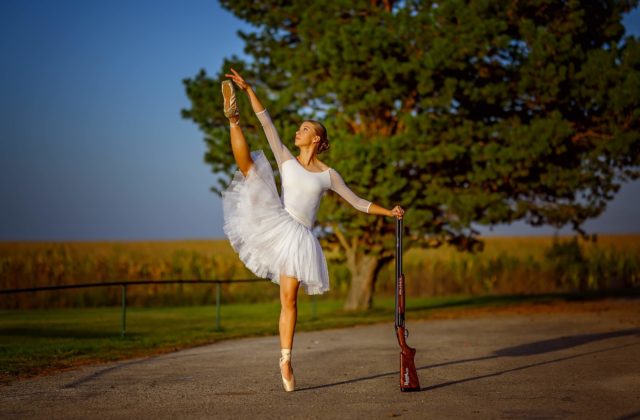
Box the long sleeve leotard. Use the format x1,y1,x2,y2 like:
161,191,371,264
255,109,372,228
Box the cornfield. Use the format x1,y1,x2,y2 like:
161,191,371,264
1,235,638,309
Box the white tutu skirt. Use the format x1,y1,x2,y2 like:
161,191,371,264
221,149,330,295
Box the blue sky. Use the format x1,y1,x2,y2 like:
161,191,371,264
0,1,638,241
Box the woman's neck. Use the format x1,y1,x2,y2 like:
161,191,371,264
297,148,317,166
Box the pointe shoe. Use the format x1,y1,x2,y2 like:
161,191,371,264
279,349,296,392
222,80,239,119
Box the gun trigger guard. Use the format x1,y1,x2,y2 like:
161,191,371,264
404,329,409,339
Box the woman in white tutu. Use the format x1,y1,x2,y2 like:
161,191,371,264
220,68,405,392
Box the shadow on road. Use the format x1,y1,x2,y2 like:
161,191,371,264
63,357,156,389
493,328,640,356
420,341,639,392
297,328,640,392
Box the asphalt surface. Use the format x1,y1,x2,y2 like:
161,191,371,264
1,300,639,419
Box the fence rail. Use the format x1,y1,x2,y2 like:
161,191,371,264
0,278,320,337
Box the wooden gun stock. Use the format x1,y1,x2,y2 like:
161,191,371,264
395,218,420,392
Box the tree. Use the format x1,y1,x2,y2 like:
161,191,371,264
182,0,640,310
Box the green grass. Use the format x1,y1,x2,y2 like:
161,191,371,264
1,291,636,383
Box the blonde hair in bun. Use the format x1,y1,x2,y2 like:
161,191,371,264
306,120,330,154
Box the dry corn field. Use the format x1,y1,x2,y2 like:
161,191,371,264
1,235,638,309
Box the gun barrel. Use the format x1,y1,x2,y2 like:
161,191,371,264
395,217,403,328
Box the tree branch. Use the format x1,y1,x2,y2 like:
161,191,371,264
331,222,352,253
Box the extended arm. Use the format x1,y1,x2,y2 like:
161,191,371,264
329,169,405,218
329,169,373,213
254,108,294,169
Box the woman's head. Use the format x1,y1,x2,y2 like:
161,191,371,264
295,120,330,154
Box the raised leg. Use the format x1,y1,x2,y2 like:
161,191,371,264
229,116,254,177
279,274,300,381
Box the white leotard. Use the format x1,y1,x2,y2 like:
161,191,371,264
256,109,372,228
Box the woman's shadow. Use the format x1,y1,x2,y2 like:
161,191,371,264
296,327,640,392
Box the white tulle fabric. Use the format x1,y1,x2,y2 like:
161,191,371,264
221,149,330,295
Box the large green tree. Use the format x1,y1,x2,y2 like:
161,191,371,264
182,0,640,310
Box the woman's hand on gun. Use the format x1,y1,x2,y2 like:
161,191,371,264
390,205,405,219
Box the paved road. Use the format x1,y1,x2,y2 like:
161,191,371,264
1,301,639,419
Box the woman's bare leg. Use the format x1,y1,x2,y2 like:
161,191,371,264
279,274,300,381
229,116,254,176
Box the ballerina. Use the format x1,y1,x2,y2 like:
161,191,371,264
220,68,404,392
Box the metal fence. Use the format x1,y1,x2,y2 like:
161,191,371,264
0,279,318,336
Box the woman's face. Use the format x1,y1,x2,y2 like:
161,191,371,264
294,122,319,148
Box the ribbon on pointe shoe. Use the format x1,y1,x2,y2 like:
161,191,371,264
222,80,240,119
279,348,291,366
279,348,295,391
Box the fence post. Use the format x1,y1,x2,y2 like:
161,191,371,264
215,282,221,331
121,284,127,337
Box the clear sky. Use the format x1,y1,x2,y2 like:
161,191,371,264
0,1,638,241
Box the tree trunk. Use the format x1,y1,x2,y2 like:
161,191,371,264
343,252,383,311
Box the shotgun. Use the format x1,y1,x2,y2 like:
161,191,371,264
395,216,420,391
